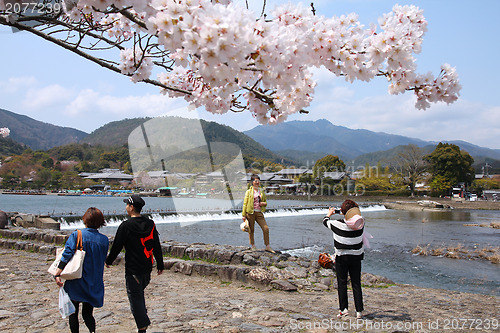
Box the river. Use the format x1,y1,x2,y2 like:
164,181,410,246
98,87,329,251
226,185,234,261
1,194,499,296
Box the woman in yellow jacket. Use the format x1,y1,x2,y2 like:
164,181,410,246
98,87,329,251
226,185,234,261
242,174,275,253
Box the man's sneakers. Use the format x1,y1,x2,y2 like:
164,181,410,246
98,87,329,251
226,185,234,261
356,311,363,319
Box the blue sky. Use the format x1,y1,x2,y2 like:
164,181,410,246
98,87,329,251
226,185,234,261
1,0,500,149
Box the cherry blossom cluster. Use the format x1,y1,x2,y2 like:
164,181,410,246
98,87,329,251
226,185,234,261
119,48,153,83
99,12,134,39
34,0,461,124
0,127,10,138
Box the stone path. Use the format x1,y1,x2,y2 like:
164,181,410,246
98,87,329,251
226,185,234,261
0,249,499,333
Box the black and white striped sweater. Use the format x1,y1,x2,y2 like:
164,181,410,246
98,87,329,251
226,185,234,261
322,215,364,256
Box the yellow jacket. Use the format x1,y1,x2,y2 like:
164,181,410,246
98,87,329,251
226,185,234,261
242,186,267,217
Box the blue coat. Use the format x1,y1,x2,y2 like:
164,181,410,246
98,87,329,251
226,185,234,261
61,228,109,307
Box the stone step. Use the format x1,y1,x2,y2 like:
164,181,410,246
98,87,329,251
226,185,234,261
0,226,393,291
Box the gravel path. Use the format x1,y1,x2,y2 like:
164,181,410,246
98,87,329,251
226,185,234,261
0,248,498,333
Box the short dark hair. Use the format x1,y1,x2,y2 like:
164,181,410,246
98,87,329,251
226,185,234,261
341,199,358,215
250,174,260,181
83,207,106,229
128,204,142,214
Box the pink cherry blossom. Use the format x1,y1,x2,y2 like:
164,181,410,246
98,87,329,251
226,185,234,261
3,0,461,125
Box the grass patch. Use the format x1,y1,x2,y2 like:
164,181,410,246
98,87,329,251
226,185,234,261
361,283,395,289
168,253,221,265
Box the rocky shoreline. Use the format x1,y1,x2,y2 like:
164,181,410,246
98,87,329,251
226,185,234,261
0,227,499,332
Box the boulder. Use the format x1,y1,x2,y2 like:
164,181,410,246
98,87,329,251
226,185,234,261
270,280,297,291
248,268,272,284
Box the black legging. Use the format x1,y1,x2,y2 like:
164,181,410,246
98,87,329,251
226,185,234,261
68,300,95,333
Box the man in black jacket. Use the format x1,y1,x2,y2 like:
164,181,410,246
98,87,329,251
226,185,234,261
106,195,164,333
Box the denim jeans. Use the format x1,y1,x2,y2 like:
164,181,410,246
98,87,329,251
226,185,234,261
335,255,364,312
125,273,151,329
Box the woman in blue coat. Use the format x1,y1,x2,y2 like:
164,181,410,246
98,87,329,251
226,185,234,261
53,207,109,333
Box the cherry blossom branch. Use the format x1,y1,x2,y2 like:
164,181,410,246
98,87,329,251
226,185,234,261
0,14,190,95
0,0,461,125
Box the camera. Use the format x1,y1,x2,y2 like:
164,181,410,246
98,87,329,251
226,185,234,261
330,207,341,214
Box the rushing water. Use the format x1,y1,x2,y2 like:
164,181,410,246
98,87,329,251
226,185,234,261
1,194,499,296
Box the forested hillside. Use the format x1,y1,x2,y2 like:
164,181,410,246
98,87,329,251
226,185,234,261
0,109,87,150
0,137,26,157
82,116,296,166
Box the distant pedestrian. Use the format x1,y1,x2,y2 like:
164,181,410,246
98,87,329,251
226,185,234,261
106,195,164,333
242,174,275,253
53,207,109,333
322,199,366,319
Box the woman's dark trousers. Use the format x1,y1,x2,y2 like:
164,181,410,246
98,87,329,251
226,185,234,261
69,301,95,333
335,255,364,312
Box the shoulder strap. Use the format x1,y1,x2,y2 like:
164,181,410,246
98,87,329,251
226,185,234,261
76,230,83,251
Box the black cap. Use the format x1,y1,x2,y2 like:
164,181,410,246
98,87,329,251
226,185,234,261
123,194,145,209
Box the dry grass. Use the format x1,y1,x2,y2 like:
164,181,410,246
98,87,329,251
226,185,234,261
411,244,499,264
474,246,500,263
489,254,500,264
431,247,446,256
411,245,429,256
444,251,461,259
447,243,465,253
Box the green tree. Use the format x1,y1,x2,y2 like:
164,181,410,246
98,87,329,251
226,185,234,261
425,143,474,190
471,178,500,195
75,161,98,173
34,169,52,188
429,175,452,196
59,171,83,189
41,157,54,169
357,176,397,191
1,174,19,188
313,155,346,179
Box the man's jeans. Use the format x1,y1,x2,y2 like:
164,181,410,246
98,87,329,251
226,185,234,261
126,273,151,329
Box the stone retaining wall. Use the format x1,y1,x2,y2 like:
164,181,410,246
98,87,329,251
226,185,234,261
0,227,393,292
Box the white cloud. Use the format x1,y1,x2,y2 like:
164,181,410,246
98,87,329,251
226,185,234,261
0,76,37,93
22,84,75,110
62,89,193,130
64,89,101,116
93,94,187,117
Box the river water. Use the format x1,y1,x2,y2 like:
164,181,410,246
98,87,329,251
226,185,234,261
1,194,499,296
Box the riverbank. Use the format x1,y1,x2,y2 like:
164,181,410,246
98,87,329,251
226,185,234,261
1,248,499,333
268,195,500,211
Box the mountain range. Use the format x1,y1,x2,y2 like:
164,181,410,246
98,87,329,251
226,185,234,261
244,119,500,168
1,109,499,171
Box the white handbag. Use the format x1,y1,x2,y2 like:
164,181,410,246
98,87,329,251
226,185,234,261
240,221,249,232
48,230,85,280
